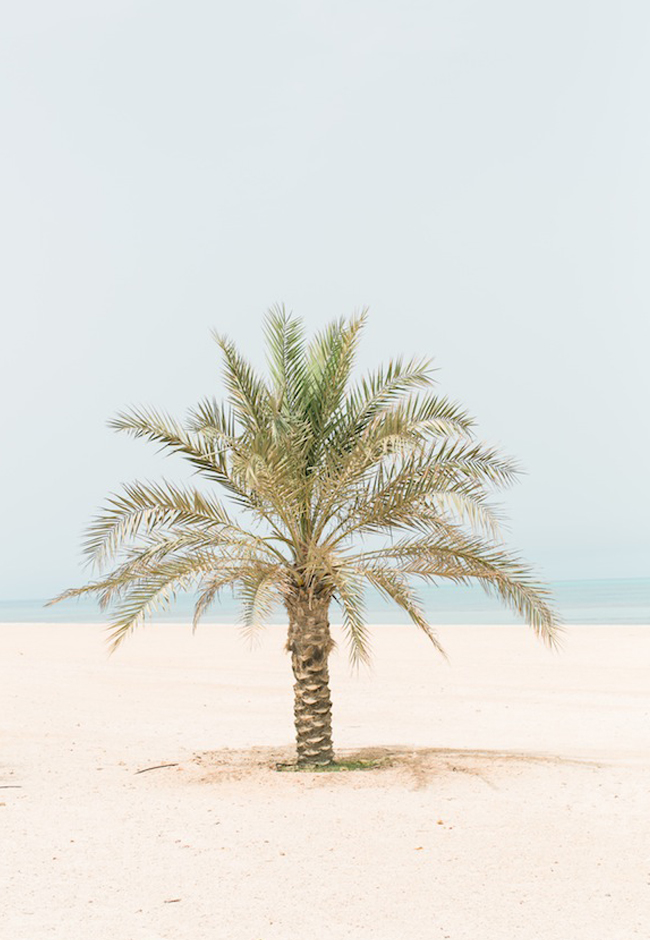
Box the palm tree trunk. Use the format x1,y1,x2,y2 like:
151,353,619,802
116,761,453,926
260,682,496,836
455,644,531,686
285,591,335,765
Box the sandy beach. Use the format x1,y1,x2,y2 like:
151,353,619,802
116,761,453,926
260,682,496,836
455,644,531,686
2,621,649,939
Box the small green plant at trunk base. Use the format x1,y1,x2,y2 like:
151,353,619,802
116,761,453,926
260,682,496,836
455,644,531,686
275,758,389,773
51,308,561,765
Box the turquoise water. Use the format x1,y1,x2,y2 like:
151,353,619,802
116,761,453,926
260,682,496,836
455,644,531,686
1,579,648,625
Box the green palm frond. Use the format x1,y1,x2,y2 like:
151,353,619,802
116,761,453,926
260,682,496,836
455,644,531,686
303,312,367,445
331,355,436,448
109,406,216,472
321,437,517,548
361,564,447,657
326,565,371,667
83,480,233,567
212,331,271,432
186,397,238,444
239,565,287,645
428,490,504,540
102,551,221,650
192,568,245,632
264,305,310,414
359,534,560,647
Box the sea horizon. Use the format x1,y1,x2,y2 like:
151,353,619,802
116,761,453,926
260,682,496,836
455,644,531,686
2,576,648,626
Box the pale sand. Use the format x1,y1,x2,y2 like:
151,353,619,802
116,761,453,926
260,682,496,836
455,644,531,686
1,622,649,940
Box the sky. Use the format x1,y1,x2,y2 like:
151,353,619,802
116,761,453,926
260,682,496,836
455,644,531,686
1,0,649,599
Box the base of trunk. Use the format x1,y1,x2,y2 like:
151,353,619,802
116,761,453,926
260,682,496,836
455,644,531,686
293,673,334,765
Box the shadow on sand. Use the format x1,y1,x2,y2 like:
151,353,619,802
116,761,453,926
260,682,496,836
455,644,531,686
134,745,602,790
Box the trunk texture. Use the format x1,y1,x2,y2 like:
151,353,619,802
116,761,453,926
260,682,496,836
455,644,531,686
285,591,334,765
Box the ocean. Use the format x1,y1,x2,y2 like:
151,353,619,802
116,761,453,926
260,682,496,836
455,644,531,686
1,578,648,626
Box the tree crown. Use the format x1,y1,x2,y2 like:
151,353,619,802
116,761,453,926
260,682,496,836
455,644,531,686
53,308,561,659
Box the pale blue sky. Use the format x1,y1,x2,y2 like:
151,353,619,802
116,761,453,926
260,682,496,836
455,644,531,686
1,1,649,598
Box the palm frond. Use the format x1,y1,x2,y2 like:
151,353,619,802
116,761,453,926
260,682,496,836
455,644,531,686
361,564,447,657
322,438,517,548
428,490,505,540
325,563,371,667
212,331,271,432
83,479,232,567
102,552,222,650
264,305,310,413
192,568,245,632
303,311,367,445
239,565,286,645
330,355,436,450
186,397,238,443
109,406,218,474
358,535,562,648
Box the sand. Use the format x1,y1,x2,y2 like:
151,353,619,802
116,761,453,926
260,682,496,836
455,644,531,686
1,621,649,940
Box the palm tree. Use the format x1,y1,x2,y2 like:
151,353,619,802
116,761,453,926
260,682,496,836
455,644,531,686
53,309,560,766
